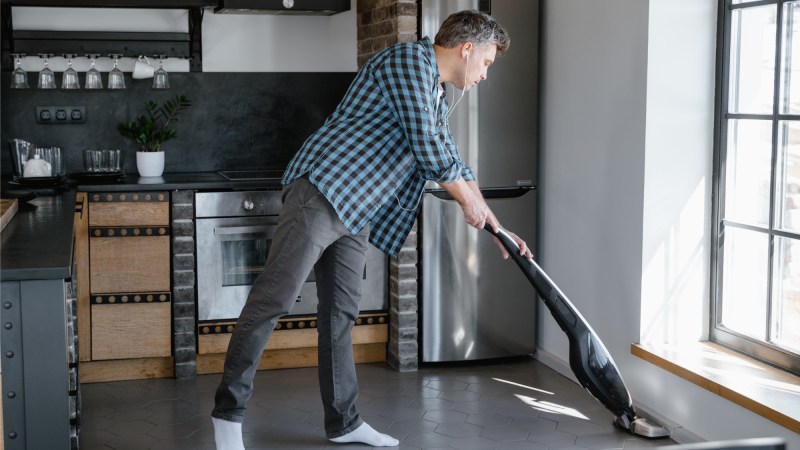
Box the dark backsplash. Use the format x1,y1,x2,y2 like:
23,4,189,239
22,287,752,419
0,72,356,176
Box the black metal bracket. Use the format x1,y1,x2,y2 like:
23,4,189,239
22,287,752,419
1,3,208,71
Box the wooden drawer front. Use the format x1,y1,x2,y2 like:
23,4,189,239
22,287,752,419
90,235,170,293
92,302,171,360
88,192,169,227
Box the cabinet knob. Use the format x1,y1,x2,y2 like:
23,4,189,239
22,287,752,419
3,322,11,330
5,351,13,358
3,302,11,309
243,199,255,211
8,431,16,439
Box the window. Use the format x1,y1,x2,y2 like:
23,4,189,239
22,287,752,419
714,0,800,374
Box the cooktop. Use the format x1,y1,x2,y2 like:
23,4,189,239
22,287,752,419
218,170,285,181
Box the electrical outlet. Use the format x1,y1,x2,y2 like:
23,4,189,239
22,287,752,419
35,106,86,124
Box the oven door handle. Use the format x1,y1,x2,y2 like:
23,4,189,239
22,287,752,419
214,225,275,235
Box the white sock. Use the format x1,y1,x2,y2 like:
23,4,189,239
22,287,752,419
330,422,399,447
212,417,245,450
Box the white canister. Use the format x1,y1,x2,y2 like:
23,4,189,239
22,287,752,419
22,154,52,177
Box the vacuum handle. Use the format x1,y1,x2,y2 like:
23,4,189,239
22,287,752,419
483,223,533,263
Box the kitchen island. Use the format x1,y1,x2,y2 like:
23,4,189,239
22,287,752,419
1,193,78,450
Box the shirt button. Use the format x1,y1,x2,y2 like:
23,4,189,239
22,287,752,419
437,121,442,126
424,107,429,112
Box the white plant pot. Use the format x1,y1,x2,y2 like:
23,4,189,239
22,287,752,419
136,151,165,177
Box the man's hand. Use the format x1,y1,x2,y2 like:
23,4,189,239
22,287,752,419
461,195,490,229
436,178,491,229
436,179,533,260
492,228,532,260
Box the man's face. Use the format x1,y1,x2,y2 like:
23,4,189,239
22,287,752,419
461,43,497,90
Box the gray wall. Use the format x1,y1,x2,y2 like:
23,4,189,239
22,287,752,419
538,0,799,445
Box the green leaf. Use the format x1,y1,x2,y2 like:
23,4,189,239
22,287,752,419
117,95,191,151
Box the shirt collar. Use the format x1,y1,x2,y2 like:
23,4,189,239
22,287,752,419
419,36,442,87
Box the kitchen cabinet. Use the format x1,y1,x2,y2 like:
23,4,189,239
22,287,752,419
77,191,173,381
0,194,80,450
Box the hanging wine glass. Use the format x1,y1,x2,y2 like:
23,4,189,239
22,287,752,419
61,54,80,89
108,54,125,89
152,56,169,89
38,54,56,89
10,54,29,89
85,54,103,89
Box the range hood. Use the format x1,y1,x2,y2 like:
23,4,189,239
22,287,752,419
214,0,350,15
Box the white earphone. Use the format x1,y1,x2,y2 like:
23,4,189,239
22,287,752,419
446,50,470,121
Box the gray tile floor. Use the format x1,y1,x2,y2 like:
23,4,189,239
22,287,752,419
78,356,675,450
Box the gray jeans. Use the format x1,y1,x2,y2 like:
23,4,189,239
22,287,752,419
212,176,369,438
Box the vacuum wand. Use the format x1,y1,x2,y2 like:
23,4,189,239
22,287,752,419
483,224,669,439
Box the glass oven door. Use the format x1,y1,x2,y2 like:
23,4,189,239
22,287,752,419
196,216,318,322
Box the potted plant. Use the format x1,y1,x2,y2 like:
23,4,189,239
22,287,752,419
118,94,191,177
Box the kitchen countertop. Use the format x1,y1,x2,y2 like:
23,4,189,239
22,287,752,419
0,193,76,281
0,172,286,282
75,171,284,192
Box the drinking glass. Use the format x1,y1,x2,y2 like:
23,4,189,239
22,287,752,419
106,149,122,173
152,57,169,89
36,147,63,176
38,54,56,89
83,149,96,172
9,138,33,177
10,54,29,89
61,54,80,89
85,54,103,89
108,54,125,89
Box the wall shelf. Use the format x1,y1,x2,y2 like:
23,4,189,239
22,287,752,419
0,1,217,8
1,2,209,71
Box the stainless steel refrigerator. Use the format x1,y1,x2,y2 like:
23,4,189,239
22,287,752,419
421,0,539,362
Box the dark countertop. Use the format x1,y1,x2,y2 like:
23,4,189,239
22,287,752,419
75,171,284,192
0,193,76,281
0,171,285,282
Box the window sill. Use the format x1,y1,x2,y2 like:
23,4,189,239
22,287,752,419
631,342,800,433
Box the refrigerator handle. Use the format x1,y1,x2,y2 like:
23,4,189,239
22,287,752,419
425,186,536,201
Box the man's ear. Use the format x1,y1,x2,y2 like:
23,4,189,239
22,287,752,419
462,42,473,58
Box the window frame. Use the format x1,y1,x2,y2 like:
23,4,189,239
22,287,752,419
712,0,800,375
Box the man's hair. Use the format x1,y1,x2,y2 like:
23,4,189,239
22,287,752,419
434,10,510,55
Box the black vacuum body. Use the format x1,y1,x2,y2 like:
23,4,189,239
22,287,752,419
484,225,669,438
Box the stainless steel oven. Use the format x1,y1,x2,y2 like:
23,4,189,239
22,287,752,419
195,189,388,324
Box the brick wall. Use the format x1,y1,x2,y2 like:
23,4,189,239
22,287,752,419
171,190,197,379
357,0,418,66
357,0,419,372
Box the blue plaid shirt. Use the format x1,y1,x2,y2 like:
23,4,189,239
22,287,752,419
283,37,475,256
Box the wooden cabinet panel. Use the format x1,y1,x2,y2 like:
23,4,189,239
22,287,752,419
90,236,170,293
74,193,92,361
91,302,171,360
88,193,169,226
198,324,389,354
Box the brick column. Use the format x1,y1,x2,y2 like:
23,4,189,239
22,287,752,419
357,0,417,66
171,190,197,379
357,0,420,371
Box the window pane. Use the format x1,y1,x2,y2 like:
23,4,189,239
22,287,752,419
776,121,800,231
781,2,800,113
772,237,800,352
729,5,777,114
725,119,773,226
721,227,769,340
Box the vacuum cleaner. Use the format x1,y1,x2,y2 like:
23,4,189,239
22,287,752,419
484,224,670,439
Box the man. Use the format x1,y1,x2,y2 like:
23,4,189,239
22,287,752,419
212,10,532,449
